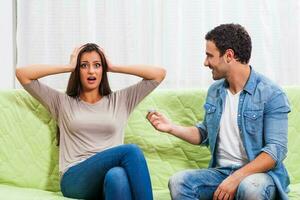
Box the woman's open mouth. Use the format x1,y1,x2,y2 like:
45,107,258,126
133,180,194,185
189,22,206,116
87,76,97,84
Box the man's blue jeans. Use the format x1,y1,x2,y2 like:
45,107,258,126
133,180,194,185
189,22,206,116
169,167,276,200
60,144,153,200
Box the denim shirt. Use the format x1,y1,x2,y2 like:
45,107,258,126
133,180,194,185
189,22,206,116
196,68,291,200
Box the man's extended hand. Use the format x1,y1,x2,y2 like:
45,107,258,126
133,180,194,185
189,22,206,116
146,111,173,133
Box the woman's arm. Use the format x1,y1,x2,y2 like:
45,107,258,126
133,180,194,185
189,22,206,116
109,62,166,114
109,65,166,83
16,47,80,85
16,64,74,85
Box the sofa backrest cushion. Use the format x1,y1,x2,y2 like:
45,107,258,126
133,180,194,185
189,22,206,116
125,89,211,191
0,90,59,191
282,87,300,185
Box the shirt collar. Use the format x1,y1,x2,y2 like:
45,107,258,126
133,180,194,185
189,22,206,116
243,66,257,95
222,66,257,95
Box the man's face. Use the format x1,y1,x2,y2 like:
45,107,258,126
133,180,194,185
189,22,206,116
204,40,228,80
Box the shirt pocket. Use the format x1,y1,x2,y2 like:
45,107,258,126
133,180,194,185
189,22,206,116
243,110,263,134
204,103,217,127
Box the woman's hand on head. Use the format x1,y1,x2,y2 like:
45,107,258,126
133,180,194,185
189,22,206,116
99,47,114,72
105,57,115,72
69,47,82,71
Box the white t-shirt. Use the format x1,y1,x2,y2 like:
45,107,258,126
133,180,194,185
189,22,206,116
216,89,248,167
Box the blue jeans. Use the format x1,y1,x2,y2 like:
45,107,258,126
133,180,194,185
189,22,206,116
169,167,276,200
60,144,153,200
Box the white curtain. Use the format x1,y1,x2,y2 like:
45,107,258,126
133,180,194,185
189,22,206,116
16,0,300,90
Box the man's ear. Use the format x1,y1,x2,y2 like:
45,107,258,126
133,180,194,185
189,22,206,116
225,49,235,63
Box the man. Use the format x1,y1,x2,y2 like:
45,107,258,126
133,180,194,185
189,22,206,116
147,24,290,200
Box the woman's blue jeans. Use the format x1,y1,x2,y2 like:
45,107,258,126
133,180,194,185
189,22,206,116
60,144,153,200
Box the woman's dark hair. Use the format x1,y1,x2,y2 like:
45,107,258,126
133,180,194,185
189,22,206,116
205,23,252,64
56,43,112,145
66,43,112,97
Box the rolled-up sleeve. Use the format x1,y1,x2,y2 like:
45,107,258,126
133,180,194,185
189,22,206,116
261,91,291,166
195,105,210,147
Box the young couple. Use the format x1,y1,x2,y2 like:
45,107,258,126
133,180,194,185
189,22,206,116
17,24,290,200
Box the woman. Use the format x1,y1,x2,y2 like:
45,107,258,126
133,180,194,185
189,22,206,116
16,43,166,200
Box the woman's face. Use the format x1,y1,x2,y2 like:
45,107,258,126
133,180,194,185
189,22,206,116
79,51,103,93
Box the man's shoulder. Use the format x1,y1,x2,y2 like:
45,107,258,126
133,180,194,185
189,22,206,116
254,71,285,95
253,70,291,112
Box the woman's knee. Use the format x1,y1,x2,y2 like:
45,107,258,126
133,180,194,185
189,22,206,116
123,144,144,157
104,167,132,199
104,167,128,187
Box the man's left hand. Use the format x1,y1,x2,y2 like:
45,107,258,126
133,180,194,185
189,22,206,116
213,175,242,200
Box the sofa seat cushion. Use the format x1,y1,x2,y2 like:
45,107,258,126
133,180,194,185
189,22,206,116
0,184,70,200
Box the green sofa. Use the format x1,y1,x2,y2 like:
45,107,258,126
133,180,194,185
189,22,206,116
0,88,299,199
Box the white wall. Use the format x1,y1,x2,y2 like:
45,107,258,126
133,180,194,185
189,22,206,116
15,1,300,90
0,1,15,89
